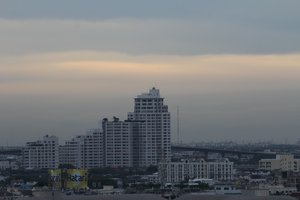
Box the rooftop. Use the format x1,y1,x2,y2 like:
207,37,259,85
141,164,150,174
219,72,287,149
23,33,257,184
137,87,160,98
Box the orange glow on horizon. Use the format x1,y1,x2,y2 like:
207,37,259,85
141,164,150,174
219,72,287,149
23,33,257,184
1,52,300,95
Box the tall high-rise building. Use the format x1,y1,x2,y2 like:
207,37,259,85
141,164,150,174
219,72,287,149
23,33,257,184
30,88,171,169
23,135,59,169
128,87,171,167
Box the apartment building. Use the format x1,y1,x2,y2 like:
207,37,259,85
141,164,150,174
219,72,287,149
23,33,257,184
25,88,171,169
59,129,104,169
159,158,234,183
259,154,300,172
128,87,171,167
23,135,59,169
102,117,134,167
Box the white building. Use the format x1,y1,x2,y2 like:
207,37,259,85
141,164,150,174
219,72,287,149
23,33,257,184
59,88,171,169
59,129,104,169
141,172,160,184
128,87,171,167
159,158,234,183
102,117,134,167
0,160,19,170
59,136,81,168
259,154,300,172
23,135,59,169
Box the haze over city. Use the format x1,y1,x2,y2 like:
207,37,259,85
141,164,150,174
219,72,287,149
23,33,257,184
1,0,300,145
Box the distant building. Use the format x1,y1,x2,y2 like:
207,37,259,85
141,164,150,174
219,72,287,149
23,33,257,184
128,87,171,166
141,172,160,184
23,135,59,169
102,117,135,167
159,158,234,183
259,154,300,172
29,88,171,169
103,87,171,168
59,129,104,168
59,136,81,168
0,147,22,171
0,160,19,170
60,120,136,169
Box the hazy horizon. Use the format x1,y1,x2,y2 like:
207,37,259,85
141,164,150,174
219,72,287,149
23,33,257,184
1,1,300,145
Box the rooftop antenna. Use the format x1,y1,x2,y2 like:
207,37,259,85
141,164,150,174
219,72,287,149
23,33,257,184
177,105,180,145
97,114,101,128
154,81,160,89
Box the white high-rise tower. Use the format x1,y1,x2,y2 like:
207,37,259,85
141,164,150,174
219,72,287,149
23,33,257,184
58,87,171,169
128,87,171,167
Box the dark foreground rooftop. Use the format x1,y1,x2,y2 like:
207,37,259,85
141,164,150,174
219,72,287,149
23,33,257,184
24,193,165,200
177,194,296,200
23,192,297,200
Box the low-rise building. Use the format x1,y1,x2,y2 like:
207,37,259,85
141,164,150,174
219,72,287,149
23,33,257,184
141,172,160,184
0,160,19,170
159,158,234,183
259,154,300,172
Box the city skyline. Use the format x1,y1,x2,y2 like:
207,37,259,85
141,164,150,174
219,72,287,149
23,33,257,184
1,1,300,145
25,88,170,169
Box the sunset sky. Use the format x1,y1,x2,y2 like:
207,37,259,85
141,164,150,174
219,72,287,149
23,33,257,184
1,0,300,145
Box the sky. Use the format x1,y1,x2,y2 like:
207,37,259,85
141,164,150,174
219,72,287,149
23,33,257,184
1,0,300,145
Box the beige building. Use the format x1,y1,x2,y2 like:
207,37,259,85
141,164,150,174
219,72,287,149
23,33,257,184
259,154,300,172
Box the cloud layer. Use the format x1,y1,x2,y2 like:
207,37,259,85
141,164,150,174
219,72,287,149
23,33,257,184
0,17,300,56
1,52,300,144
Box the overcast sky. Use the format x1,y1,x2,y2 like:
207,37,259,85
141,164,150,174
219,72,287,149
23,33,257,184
1,0,300,145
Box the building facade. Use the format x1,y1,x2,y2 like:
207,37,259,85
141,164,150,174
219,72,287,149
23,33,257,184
102,117,134,167
259,154,300,172
26,88,171,169
159,158,234,183
23,135,59,169
0,160,19,170
128,87,171,167
59,129,104,169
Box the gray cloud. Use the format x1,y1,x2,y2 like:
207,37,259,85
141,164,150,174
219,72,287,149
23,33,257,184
1,1,299,22
0,17,299,56
0,1,300,55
